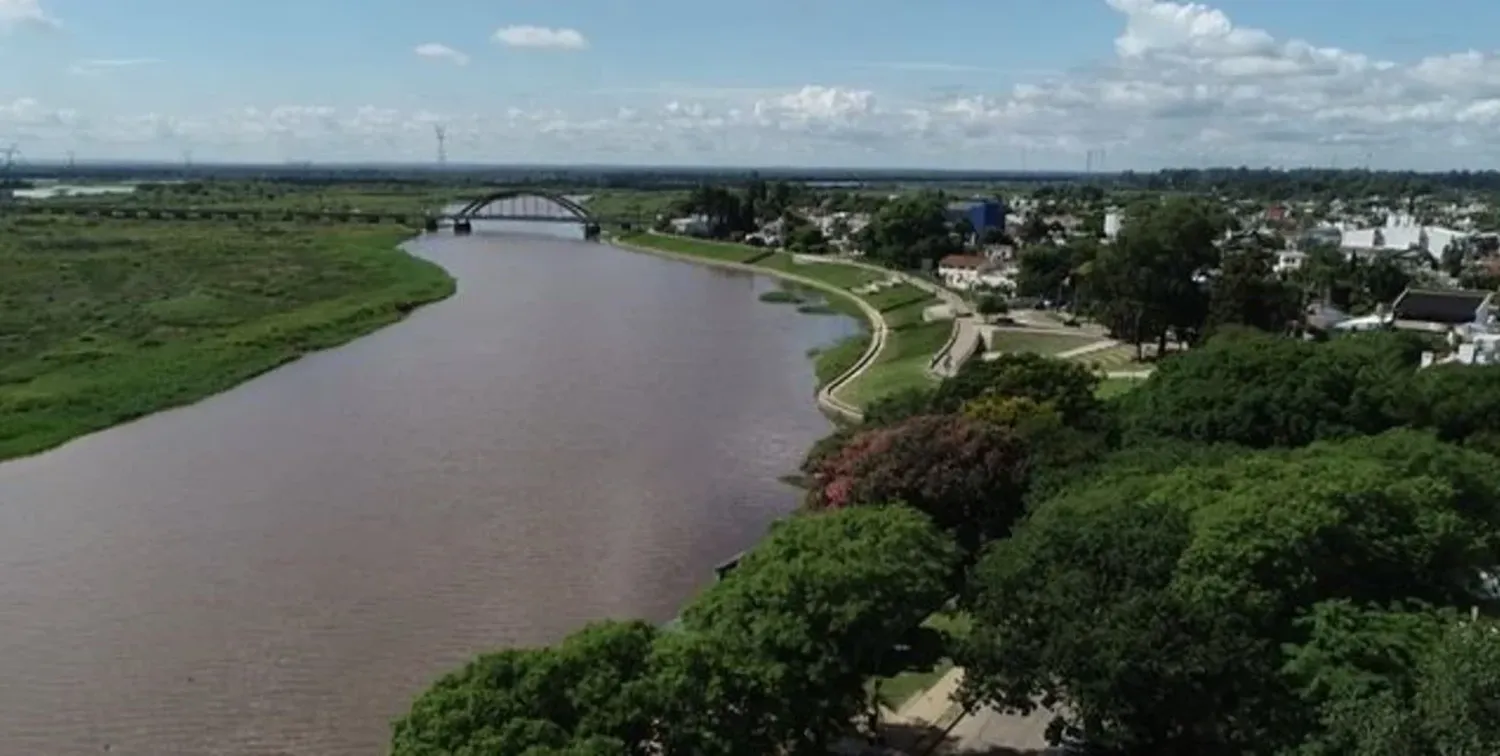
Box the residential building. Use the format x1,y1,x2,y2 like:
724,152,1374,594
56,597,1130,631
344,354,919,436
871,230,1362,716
1274,249,1307,274
937,254,1012,292
1390,288,1493,334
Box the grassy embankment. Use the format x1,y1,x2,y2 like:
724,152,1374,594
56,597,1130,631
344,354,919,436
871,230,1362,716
613,233,950,407
0,217,454,461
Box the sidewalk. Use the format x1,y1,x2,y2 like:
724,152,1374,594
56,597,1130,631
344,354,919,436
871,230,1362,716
886,667,1055,755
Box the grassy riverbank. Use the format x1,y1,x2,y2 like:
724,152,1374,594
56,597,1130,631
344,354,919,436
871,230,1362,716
613,232,949,409
0,217,455,461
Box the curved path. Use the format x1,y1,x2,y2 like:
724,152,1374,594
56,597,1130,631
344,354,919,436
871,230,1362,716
608,238,884,421
791,254,981,379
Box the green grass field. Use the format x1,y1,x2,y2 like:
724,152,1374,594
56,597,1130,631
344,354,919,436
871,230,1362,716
0,217,454,461
839,321,951,407
1096,374,1148,398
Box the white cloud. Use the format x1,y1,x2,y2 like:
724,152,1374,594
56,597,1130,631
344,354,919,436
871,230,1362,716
413,43,469,67
0,0,59,31
493,25,588,51
17,1,1500,168
68,58,161,76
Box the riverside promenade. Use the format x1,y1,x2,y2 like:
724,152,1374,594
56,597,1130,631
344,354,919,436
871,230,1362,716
612,235,978,421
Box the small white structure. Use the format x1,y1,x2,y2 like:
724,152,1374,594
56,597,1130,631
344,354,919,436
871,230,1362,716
1103,212,1123,241
1274,249,1307,274
668,215,712,237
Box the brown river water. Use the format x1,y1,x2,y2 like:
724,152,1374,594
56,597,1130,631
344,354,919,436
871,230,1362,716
0,228,858,756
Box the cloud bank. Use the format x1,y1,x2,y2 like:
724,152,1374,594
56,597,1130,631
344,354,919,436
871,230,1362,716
10,1,1500,168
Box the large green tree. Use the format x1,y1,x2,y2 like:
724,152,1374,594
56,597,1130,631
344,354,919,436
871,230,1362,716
1207,242,1302,335
1088,196,1228,358
930,352,1103,427
856,193,961,269
803,415,1031,552
391,620,663,756
959,430,1500,753
679,506,960,754
1116,329,1425,449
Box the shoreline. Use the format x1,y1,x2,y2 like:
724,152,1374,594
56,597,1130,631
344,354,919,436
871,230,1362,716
609,234,962,421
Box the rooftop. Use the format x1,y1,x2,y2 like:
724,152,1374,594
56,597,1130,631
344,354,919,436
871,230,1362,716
1392,288,1493,325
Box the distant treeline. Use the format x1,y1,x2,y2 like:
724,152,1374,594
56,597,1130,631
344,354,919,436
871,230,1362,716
15,164,1500,199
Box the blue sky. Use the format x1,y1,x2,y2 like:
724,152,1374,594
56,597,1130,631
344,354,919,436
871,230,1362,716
4,0,1500,168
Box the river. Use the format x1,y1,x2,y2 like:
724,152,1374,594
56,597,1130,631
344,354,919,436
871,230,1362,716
0,227,859,756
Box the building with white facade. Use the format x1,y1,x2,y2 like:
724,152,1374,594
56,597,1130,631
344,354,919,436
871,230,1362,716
937,254,1013,292
1338,214,1469,265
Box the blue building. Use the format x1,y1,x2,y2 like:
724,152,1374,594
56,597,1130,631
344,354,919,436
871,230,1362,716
945,198,1006,234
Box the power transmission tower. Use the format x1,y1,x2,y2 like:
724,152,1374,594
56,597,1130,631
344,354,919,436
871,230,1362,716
434,125,448,167
1,144,21,207
66,150,76,172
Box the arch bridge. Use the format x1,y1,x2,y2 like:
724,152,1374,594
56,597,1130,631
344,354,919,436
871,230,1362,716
435,189,642,238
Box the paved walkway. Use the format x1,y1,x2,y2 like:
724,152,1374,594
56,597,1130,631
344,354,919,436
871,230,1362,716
886,667,1056,754
1055,339,1121,360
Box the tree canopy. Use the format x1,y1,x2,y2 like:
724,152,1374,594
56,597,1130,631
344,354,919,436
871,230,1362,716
959,430,1500,754
856,193,961,269
803,414,1031,552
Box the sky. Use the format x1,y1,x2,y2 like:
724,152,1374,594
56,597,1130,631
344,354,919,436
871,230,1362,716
5,0,1500,170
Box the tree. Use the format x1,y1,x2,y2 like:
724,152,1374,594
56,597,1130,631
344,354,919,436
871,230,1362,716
858,386,939,428
391,620,663,756
1116,329,1424,449
959,431,1500,753
1088,197,1227,358
679,506,960,754
803,415,1031,552
1207,243,1301,335
1016,214,1052,245
1295,608,1500,756
857,193,960,269
1404,363,1500,453
787,224,829,254
930,352,1102,428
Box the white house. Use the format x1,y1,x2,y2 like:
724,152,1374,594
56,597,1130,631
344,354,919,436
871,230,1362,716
668,215,713,237
1103,211,1123,241
1274,249,1308,274
937,254,1012,292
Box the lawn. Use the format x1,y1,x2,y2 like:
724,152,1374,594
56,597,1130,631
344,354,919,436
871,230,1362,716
840,321,952,408
0,217,454,461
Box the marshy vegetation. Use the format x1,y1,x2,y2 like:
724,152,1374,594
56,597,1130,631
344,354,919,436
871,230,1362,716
0,217,454,461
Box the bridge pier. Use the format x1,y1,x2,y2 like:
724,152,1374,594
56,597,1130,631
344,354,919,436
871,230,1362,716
453,219,472,236
584,222,601,241
423,217,440,233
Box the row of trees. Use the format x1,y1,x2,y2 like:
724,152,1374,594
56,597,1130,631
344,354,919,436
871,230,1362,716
393,322,1500,754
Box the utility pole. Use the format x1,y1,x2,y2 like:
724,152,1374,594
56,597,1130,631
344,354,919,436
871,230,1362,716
434,125,448,167
1,143,20,207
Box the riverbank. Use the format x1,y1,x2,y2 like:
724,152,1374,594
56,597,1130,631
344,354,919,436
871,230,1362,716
611,232,959,419
0,218,455,462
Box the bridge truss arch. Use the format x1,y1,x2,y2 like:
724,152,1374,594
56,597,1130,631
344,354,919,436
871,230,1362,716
455,190,594,222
